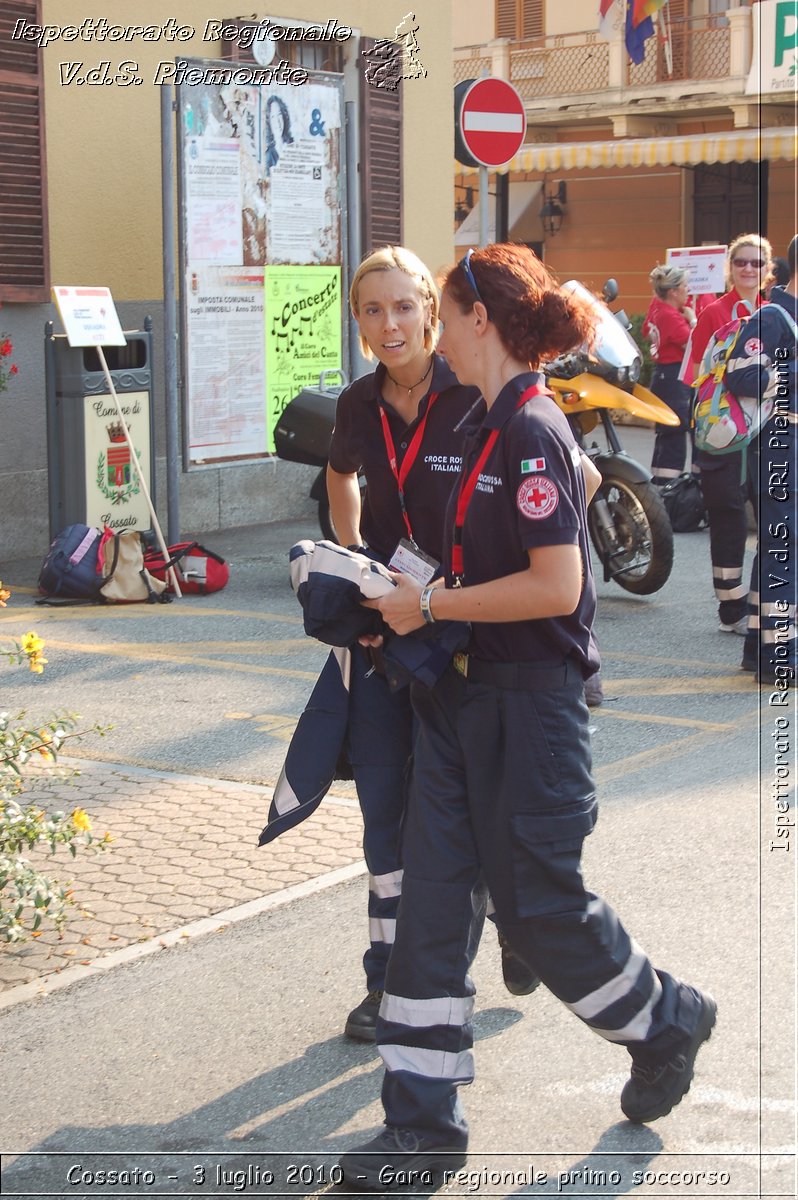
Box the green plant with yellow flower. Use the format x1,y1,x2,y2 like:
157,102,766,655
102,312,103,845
1,580,111,943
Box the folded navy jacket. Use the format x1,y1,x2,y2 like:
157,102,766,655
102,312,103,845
288,540,469,686
259,644,351,846
257,542,470,847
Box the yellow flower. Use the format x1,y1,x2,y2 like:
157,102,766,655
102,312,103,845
71,807,92,832
28,653,47,674
0,582,10,606
21,632,44,655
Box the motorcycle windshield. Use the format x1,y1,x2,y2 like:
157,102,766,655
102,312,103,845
562,280,639,370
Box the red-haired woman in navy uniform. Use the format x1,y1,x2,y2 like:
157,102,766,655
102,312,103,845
340,244,716,1189
328,246,563,1041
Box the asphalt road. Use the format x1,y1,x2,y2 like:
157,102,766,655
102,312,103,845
0,425,795,1198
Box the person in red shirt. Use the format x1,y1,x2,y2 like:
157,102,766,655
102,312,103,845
686,234,772,635
643,265,696,485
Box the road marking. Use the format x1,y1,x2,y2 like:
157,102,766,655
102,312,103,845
36,638,323,680
594,708,738,732
2,605,305,625
605,674,755,695
594,710,758,786
601,650,748,670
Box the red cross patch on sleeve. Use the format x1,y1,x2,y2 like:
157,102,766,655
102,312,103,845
517,474,559,520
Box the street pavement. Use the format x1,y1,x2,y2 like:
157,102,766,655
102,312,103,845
0,426,794,1197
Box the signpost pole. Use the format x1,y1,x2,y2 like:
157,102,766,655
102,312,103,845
160,83,181,546
479,166,489,248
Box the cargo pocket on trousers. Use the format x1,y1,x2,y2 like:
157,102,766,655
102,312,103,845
509,801,598,917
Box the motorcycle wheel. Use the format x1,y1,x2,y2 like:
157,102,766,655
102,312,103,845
588,477,674,595
317,474,367,545
317,500,338,543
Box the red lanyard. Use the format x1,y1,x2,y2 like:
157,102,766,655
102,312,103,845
378,392,439,544
451,384,546,582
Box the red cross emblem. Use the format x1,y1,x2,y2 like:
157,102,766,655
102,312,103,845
517,474,559,519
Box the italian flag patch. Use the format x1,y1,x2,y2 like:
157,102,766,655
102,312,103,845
521,457,546,473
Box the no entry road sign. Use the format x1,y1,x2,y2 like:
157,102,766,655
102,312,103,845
457,78,527,169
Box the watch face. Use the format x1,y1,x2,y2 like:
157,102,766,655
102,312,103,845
252,34,276,66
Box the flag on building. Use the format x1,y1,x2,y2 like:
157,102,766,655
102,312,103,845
597,0,623,41
625,3,655,63
631,0,669,27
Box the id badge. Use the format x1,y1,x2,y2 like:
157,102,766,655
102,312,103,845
388,538,439,585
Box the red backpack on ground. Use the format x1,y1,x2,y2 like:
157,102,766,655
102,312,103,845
143,541,229,595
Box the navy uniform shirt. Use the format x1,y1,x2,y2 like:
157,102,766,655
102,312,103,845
442,370,600,673
329,356,480,561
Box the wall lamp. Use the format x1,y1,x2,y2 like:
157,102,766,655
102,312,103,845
540,181,567,236
454,185,474,226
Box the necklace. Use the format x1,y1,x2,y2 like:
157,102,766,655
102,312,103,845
385,357,433,398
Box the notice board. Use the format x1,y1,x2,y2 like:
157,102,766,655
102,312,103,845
177,62,345,463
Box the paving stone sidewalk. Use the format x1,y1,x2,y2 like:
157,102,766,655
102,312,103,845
0,756,365,996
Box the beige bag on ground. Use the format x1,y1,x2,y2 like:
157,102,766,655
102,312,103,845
99,529,169,603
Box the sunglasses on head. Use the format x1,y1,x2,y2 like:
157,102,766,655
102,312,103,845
731,256,766,269
459,248,487,309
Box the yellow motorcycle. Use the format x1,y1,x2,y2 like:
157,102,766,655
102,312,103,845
546,280,680,595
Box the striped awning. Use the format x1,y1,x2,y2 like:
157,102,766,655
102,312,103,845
484,127,796,174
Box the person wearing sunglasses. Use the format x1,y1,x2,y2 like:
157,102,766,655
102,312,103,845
339,244,715,1190
687,234,773,637
726,234,798,685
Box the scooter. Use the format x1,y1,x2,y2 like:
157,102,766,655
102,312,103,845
274,284,678,595
547,279,678,595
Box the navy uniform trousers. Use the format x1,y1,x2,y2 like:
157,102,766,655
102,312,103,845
347,643,412,993
649,363,693,483
376,663,703,1145
697,449,749,626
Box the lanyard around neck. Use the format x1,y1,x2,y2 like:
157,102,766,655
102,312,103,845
451,384,547,583
378,391,439,544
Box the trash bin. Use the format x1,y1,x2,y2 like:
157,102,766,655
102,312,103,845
44,317,156,540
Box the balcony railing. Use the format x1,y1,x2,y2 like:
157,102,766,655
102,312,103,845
628,13,731,84
454,14,732,101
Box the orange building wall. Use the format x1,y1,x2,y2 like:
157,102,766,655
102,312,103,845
539,169,684,318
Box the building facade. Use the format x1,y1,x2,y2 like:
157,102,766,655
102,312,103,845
0,1,455,558
454,0,796,313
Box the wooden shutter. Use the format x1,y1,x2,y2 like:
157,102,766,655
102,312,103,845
521,0,544,40
0,0,50,301
496,0,517,38
496,0,544,39
359,38,402,254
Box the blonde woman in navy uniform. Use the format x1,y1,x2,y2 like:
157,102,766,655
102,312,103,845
340,244,716,1188
328,246,545,1041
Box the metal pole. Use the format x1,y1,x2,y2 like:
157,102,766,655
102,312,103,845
160,83,181,544
496,171,509,242
479,165,489,248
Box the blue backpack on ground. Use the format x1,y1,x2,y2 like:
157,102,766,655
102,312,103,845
37,524,104,601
